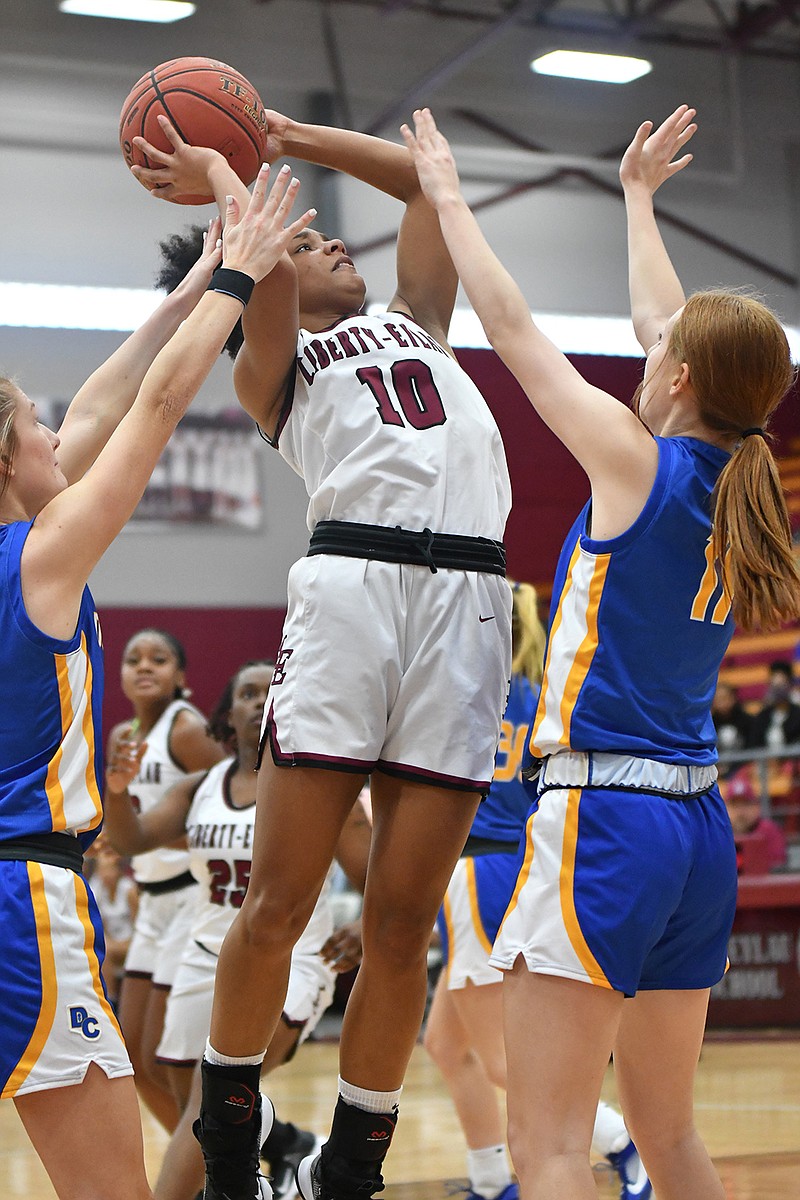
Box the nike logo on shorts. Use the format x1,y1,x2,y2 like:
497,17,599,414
479,615,496,622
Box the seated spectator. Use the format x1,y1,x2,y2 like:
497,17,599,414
712,681,753,774
749,660,800,750
722,767,787,873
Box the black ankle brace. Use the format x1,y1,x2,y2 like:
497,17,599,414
201,1058,261,1126
323,1096,397,1167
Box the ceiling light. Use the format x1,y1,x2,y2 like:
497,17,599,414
531,50,652,84
59,0,196,23
0,282,162,331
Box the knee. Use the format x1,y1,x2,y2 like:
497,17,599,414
423,1012,461,1069
237,886,315,954
363,907,435,973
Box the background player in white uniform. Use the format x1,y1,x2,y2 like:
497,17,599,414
107,627,224,1132
426,583,650,1200
104,661,373,1200
0,170,313,1200
132,110,512,1200
404,107,800,1200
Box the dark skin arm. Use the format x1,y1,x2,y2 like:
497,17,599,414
103,736,206,856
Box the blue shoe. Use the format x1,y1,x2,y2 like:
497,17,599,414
465,1186,518,1200
606,1139,652,1199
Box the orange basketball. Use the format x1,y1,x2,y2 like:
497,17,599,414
119,57,267,205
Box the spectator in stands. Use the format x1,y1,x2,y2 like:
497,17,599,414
750,660,800,750
711,682,754,775
722,767,787,872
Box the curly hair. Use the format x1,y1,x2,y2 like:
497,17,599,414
156,227,244,360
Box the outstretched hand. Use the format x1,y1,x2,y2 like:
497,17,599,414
130,114,228,201
172,216,224,303
220,163,316,284
400,107,462,210
619,104,697,196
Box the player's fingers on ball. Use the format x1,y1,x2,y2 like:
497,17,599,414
156,113,184,148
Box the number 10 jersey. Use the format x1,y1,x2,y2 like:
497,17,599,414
269,311,511,539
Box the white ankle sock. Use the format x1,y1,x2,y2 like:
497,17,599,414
466,1145,512,1199
338,1076,402,1114
592,1100,629,1157
204,1038,265,1068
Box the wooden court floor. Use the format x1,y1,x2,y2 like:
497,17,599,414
3,1035,799,1197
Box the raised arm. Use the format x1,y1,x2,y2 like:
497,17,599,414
131,116,302,433
55,231,222,484
401,108,656,518
619,105,696,353
22,168,316,641
271,111,458,344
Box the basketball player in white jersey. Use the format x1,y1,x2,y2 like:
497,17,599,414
129,110,512,1200
108,628,224,1132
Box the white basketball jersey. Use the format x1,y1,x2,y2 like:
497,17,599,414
273,313,511,538
129,699,201,884
185,758,334,956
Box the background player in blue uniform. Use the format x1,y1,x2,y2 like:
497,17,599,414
403,106,800,1200
426,582,650,1200
0,171,316,1200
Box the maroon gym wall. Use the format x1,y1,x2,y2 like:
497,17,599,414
99,349,798,731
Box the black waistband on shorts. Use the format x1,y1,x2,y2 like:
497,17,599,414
308,520,506,576
461,835,519,858
0,831,84,873
137,869,197,896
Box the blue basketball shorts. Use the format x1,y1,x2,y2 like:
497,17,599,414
490,782,738,996
0,860,132,1099
437,851,523,988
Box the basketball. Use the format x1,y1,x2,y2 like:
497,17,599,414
119,57,267,205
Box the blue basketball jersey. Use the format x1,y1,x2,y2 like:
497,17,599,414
530,437,732,766
470,672,539,842
0,520,105,850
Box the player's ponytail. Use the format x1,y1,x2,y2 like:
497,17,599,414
0,378,20,502
510,580,546,686
670,291,800,631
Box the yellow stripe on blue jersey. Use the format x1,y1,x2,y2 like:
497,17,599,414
44,635,103,835
529,438,734,766
497,808,537,938
73,873,124,1041
557,549,611,747
5,864,58,1097
1,520,105,844
465,859,493,956
559,789,612,989
531,539,610,756
442,888,456,984
530,536,582,756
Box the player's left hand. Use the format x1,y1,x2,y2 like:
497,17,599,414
619,104,697,196
400,108,462,211
320,919,363,973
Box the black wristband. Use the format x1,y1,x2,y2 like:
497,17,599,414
208,267,255,308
